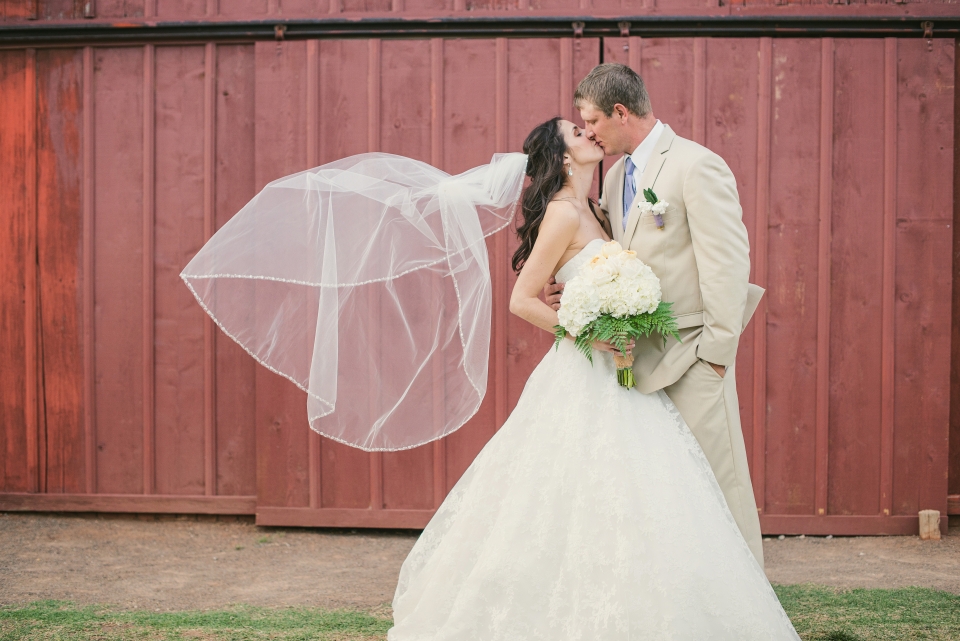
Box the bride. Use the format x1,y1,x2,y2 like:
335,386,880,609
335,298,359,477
181,115,800,639
386,118,801,640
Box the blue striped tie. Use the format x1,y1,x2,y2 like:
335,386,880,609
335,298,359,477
622,156,637,230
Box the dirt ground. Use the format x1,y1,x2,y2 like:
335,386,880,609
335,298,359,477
1,512,958,612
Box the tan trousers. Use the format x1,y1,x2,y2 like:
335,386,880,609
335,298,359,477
663,359,764,568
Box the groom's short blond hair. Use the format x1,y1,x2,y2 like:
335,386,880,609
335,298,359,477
574,63,651,118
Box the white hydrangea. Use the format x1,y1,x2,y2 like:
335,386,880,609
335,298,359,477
557,241,662,336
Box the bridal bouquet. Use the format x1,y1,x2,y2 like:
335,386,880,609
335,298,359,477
554,241,680,388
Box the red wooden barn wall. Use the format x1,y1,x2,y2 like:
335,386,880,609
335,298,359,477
0,4,956,535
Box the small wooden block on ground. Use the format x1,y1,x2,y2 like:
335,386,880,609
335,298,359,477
919,510,941,541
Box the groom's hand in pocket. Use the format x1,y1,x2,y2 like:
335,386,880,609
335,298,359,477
543,277,564,311
707,361,726,378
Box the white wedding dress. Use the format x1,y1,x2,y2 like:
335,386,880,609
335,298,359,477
388,238,801,640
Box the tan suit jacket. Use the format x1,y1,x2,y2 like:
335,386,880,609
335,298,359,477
600,125,763,394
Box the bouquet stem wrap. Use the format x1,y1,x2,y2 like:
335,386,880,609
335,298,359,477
613,352,636,388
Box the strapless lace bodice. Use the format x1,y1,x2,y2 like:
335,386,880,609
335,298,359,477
554,238,606,284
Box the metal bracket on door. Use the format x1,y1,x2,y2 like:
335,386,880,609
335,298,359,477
922,21,934,51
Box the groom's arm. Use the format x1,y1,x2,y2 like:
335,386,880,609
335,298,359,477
683,152,751,369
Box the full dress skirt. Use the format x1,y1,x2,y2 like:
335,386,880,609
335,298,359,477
388,338,801,640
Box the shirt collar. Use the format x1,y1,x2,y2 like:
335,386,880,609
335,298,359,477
628,120,664,174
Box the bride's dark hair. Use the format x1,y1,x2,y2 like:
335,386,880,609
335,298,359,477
512,117,605,274
512,118,566,274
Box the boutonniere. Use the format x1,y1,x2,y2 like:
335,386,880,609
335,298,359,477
638,188,668,230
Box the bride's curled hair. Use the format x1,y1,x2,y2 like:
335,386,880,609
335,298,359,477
512,117,566,274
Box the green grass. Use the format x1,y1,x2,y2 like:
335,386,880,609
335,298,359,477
774,585,960,640
2,585,958,640
0,601,392,640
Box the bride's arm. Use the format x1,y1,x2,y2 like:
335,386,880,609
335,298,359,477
508,201,578,333
509,202,633,355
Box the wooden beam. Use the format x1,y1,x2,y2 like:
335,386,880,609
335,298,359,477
752,37,772,513
430,36,446,508
760,513,941,536
305,38,320,509
814,37,834,518
142,43,156,496
256,506,433,528
0,492,256,514
203,41,218,498
879,37,897,517
24,47,40,495
81,45,96,495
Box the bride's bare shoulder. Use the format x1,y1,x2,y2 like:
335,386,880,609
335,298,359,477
541,199,580,232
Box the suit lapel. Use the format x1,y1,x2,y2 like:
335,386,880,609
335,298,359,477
622,125,677,247
605,157,626,245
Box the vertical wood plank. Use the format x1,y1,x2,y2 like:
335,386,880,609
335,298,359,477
315,39,371,509
379,38,433,510
815,38,833,518
36,48,85,494
893,38,954,518
253,39,310,509
24,48,40,494
951,39,960,501
430,37,447,508
828,39,884,517
153,44,206,497
305,38,321,509
879,37,897,517
0,50,30,493
640,38,694,140
703,38,759,466
367,38,384,511
764,38,821,516
494,35,508,431
203,41,217,496
441,37,499,490
214,43,257,497
82,45,96,494
560,38,573,122
505,38,564,412
93,46,145,494
692,37,706,146
752,37,771,513
142,43,155,495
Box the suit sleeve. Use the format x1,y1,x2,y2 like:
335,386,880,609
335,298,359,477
682,151,751,367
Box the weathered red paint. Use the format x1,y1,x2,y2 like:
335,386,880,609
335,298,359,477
0,17,956,535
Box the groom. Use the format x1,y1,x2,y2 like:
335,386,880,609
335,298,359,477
545,63,765,567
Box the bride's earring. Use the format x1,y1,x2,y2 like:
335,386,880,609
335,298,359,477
567,165,573,177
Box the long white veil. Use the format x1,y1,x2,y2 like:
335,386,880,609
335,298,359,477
181,152,528,451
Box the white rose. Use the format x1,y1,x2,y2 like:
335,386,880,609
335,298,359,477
600,241,623,258
617,253,643,279
582,254,617,286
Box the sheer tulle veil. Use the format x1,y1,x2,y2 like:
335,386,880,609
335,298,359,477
181,152,528,451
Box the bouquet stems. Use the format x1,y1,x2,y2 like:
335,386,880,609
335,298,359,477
613,352,636,388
